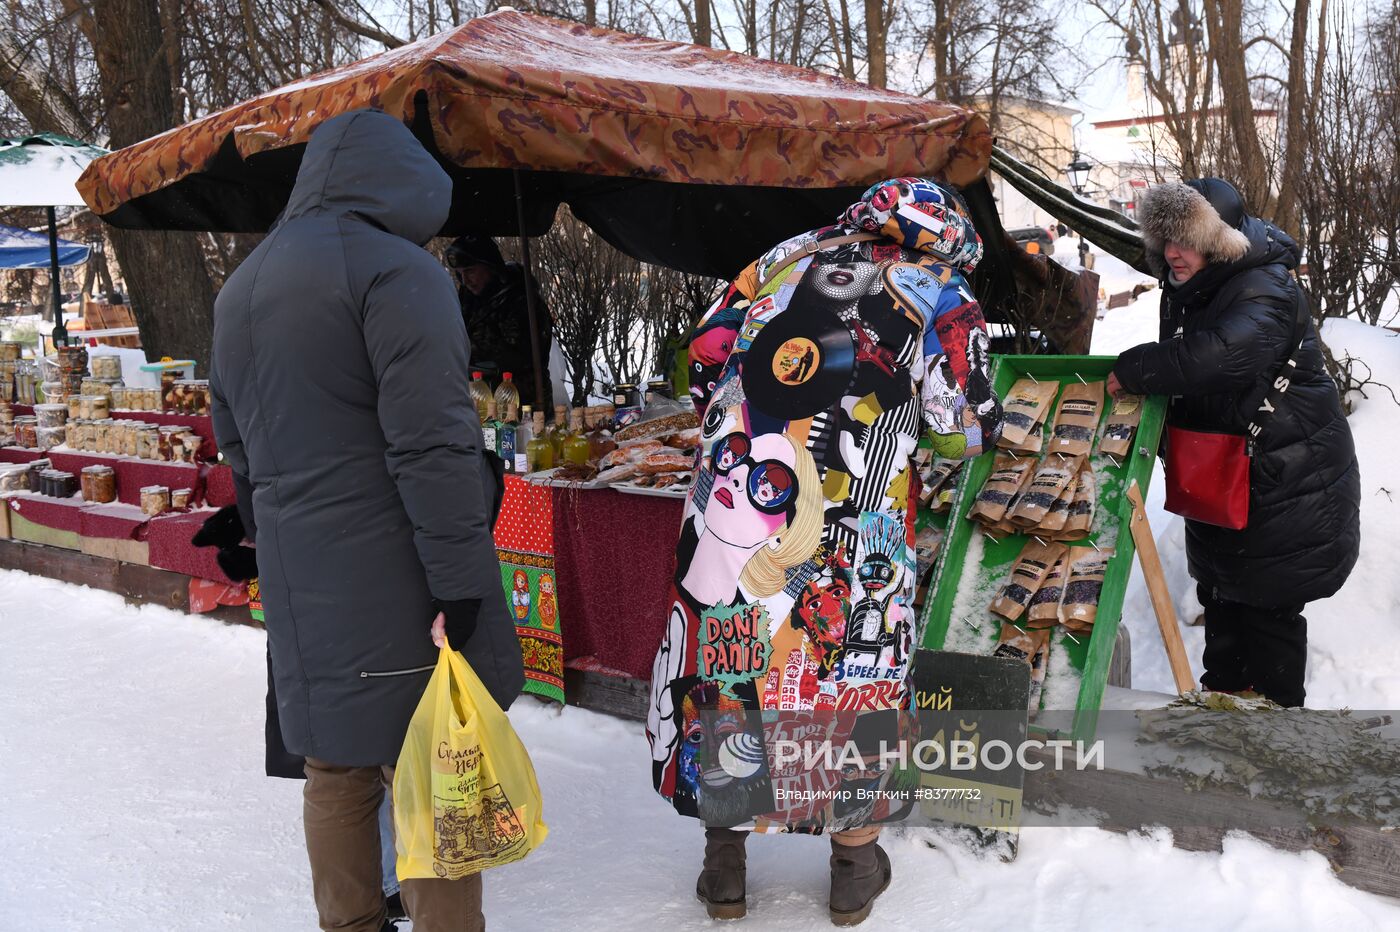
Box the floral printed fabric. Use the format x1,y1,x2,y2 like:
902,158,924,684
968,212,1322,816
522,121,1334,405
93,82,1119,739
647,179,1002,831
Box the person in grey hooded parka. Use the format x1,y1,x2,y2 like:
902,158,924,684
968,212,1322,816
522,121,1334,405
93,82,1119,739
210,108,523,932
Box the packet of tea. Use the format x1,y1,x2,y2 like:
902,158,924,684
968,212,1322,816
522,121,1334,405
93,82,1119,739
1099,394,1144,458
1035,470,1078,535
990,538,1068,621
1056,461,1097,540
919,458,962,506
1026,551,1070,628
1004,420,1045,455
997,378,1059,449
993,623,1051,708
1048,380,1105,457
1010,455,1082,528
1062,546,1113,629
968,453,1035,525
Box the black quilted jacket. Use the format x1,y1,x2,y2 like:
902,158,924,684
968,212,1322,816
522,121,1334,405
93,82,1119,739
1113,216,1359,607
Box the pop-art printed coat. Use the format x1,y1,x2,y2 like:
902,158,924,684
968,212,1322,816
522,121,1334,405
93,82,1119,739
646,179,1003,832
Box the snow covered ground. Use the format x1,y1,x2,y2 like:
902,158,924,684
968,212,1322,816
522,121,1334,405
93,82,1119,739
4,266,1400,930
4,570,1400,931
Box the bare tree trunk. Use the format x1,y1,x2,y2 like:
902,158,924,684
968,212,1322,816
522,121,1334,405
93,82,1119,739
90,0,218,368
1273,0,1312,238
1202,0,1271,212
0,30,93,137
864,0,886,87
696,0,712,46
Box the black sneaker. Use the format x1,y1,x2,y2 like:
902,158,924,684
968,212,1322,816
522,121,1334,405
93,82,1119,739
385,891,406,920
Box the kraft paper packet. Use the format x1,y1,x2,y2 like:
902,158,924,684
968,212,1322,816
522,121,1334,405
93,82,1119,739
1056,460,1097,540
1061,546,1114,629
1035,470,1078,535
993,623,1051,709
1010,455,1082,528
1026,551,1071,628
991,538,1069,621
1099,393,1144,458
1004,420,1045,455
998,378,1059,449
1048,380,1105,457
968,453,1036,525
920,458,962,506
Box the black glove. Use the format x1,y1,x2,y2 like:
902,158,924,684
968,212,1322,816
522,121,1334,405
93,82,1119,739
193,505,258,582
438,598,482,651
216,545,259,582
192,505,245,549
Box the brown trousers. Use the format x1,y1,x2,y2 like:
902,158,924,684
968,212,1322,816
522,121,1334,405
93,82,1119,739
303,758,485,932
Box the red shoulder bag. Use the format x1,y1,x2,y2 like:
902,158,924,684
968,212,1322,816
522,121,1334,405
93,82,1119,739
1163,286,1308,530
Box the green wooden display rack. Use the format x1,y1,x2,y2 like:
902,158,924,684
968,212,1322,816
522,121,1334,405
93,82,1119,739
918,355,1167,743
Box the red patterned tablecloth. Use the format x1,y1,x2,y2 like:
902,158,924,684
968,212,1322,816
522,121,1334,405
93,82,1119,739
550,485,683,681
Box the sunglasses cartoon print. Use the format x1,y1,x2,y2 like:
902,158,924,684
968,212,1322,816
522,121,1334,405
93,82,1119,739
709,432,799,517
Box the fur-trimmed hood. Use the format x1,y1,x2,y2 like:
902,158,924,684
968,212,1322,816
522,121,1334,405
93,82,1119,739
1138,179,1252,279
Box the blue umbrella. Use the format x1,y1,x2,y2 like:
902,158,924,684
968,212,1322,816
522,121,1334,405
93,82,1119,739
0,223,90,269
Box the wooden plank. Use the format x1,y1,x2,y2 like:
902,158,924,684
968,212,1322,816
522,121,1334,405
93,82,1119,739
1024,747,1400,901
564,668,648,721
1126,481,1193,693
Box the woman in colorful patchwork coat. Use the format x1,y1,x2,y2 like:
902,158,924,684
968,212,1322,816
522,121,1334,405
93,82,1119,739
645,178,1003,926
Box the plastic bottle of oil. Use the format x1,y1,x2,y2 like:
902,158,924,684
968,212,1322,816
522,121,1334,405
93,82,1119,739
469,371,493,422
493,372,521,422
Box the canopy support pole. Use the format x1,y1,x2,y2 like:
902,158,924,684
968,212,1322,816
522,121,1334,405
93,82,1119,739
512,170,547,410
47,207,67,348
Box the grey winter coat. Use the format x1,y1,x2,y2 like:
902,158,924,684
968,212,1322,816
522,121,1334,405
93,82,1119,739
210,109,524,766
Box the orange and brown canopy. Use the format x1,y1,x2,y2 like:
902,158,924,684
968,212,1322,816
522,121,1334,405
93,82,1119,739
77,10,992,278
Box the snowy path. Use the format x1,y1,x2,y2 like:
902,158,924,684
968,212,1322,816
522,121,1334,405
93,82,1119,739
3,569,1400,931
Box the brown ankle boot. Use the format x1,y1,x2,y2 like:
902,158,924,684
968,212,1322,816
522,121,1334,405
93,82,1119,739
696,827,747,920
828,837,891,926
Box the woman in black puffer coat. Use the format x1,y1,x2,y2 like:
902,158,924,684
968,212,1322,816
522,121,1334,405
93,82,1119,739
1111,178,1360,707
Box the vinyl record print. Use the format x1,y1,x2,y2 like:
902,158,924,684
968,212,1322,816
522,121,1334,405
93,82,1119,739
742,308,856,419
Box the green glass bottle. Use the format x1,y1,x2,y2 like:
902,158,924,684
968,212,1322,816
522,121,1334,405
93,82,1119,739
526,411,554,472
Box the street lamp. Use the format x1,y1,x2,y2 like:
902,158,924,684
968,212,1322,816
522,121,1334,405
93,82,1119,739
1065,151,1093,268
1066,152,1092,194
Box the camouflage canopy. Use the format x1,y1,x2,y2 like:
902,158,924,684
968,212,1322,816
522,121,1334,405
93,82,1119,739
76,10,992,279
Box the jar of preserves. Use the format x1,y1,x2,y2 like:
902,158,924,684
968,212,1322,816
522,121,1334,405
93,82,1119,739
66,395,83,419
140,485,171,516
14,415,37,448
136,426,159,461
157,426,181,461
26,458,50,492
90,395,110,419
52,470,78,498
0,463,27,491
171,487,192,510
182,433,203,462
82,465,117,503
160,372,176,412
36,425,66,452
34,403,67,429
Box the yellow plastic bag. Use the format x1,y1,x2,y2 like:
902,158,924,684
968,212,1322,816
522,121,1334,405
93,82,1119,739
394,646,547,879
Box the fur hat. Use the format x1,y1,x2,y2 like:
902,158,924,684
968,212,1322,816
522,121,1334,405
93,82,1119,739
1138,180,1251,277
